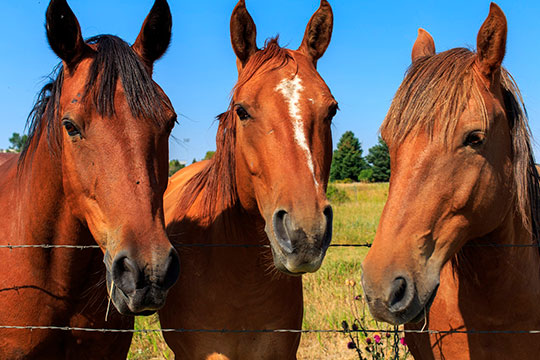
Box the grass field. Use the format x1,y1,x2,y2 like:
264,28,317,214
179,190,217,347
127,183,410,359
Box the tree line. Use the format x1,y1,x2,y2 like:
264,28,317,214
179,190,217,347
3,133,28,152
330,131,390,183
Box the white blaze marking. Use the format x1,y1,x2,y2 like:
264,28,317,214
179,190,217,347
275,75,319,187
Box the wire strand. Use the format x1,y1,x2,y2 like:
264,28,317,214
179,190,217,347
0,325,540,335
1,243,538,249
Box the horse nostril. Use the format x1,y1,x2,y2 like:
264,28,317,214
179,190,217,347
322,205,333,248
111,253,142,294
388,276,411,312
162,248,180,290
273,209,294,254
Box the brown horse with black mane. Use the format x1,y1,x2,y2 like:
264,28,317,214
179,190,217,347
159,1,335,358
362,3,540,359
0,0,179,358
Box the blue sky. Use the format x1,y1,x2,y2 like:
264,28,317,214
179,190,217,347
1,1,540,162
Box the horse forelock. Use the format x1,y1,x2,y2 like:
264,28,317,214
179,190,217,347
18,35,171,170
233,38,295,93
382,47,539,242
381,48,480,148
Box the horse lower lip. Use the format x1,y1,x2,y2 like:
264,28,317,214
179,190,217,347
281,268,306,276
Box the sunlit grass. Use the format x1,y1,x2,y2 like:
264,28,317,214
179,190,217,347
297,183,404,359
127,315,173,360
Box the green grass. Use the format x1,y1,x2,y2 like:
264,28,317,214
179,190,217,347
331,183,388,245
127,315,173,360
127,183,409,359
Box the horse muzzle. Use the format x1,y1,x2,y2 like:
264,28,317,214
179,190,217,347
104,248,180,315
361,269,440,325
267,205,333,275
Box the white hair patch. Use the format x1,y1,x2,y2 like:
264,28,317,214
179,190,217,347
275,75,319,187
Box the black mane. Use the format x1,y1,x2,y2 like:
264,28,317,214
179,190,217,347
20,35,171,166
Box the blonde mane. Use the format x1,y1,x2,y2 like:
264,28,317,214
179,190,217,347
382,47,539,237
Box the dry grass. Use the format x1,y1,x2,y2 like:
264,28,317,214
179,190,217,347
127,183,409,359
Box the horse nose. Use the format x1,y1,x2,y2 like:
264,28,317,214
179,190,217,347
270,205,332,274
387,275,414,313
111,248,180,295
111,253,142,294
272,205,333,253
273,209,294,254
322,204,333,248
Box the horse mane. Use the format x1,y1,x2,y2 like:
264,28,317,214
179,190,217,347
382,47,540,241
176,38,293,221
19,35,172,167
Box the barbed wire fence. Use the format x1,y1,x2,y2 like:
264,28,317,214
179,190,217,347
2,241,540,359
3,242,540,249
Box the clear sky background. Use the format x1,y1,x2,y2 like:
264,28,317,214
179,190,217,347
1,1,540,162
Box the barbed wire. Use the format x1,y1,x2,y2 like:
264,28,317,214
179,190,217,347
1,325,540,335
1,246,540,343
0,244,100,249
0,243,538,249
2,242,539,337
0,244,369,249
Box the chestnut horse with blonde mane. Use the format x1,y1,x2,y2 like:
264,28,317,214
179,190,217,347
362,3,540,359
159,1,335,358
0,0,179,358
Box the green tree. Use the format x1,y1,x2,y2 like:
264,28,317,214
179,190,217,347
168,159,185,177
358,168,373,183
8,132,28,152
330,131,368,181
203,151,215,160
366,137,390,182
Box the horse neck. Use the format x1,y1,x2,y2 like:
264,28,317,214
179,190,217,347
3,132,103,302
190,171,283,282
204,188,264,246
169,155,262,249
17,135,92,248
450,205,540,320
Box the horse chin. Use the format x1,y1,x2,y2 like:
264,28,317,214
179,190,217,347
268,242,324,276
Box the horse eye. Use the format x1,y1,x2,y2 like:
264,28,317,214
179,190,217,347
236,106,250,121
464,131,486,147
327,104,338,121
62,120,81,137
166,115,177,133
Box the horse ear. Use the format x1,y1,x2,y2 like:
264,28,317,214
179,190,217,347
230,0,258,70
45,0,90,68
132,0,172,74
411,28,435,62
476,3,507,79
298,0,333,66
